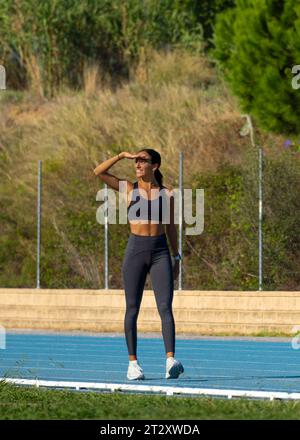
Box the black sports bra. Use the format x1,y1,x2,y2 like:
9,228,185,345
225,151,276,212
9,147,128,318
127,181,166,222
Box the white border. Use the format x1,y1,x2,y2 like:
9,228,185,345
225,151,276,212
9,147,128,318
2,378,300,400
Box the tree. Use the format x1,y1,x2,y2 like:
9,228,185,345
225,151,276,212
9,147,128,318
213,0,300,135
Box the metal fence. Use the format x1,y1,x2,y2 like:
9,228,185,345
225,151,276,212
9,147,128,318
36,119,264,290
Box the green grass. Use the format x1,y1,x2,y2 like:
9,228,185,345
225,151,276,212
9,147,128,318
1,382,300,419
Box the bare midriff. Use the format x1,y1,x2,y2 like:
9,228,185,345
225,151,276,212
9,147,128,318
126,184,166,237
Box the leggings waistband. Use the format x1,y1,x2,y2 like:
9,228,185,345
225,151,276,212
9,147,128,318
128,232,168,249
130,232,166,239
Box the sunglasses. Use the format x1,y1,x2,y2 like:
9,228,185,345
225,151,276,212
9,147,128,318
135,157,152,164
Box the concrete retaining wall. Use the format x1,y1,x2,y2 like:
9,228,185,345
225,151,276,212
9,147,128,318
0,288,300,335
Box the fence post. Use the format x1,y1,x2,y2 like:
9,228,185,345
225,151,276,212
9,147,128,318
104,183,109,289
241,114,263,291
37,160,42,289
258,145,263,291
0,64,6,90
178,152,183,290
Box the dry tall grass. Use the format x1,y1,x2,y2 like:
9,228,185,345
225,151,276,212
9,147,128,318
0,49,278,186
0,49,294,288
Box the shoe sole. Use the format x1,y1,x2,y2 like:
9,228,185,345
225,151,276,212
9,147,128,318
127,374,145,380
166,363,184,379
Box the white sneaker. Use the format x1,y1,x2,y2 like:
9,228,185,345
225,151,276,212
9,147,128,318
166,357,184,379
127,360,145,380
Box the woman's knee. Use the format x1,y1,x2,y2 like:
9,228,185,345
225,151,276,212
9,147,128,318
157,302,173,320
125,303,140,320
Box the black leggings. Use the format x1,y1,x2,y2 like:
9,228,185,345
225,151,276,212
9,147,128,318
122,232,175,356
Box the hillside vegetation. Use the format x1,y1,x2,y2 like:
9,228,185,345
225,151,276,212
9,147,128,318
0,49,299,290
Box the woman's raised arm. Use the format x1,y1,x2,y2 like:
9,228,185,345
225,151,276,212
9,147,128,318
93,151,138,192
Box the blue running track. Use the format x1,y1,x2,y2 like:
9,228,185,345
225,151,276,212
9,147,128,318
1,332,300,396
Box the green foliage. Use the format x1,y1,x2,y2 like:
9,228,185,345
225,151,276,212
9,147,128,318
262,150,300,289
1,144,300,290
213,0,300,135
186,144,300,291
193,0,235,45
189,163,248,290
0,0,204,96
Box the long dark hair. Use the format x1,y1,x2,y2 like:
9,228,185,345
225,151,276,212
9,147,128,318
138,148,164,188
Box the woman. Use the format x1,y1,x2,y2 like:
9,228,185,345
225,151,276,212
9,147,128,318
93,148,184,381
